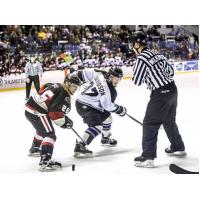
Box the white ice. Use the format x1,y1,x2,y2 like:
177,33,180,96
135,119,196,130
0,73,199,200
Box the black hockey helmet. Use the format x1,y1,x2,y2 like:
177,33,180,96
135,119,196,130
129,31,147,45
108,66,123,78
64,73,82,86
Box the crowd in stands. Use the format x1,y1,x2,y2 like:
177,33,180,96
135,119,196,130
0,25,199,77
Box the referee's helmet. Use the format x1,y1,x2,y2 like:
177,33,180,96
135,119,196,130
129,31,147,46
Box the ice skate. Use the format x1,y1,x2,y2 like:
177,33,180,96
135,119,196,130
101,136,117,146
39,154,62,172
28,146,41,157
165,147,187,157
74,141,93,158
134,156,155,168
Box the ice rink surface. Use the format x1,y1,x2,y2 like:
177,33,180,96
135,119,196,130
0,72,199,200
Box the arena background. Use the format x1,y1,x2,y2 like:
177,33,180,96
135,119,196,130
0,25,198,91
0,2,199,200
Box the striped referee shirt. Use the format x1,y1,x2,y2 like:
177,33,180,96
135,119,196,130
25,61,43,78
132,48,174,90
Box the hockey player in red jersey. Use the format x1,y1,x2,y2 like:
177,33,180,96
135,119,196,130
25,73,82,171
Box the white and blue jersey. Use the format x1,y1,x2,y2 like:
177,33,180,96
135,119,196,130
76,69,118,113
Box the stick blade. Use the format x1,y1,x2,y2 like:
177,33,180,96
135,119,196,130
169,164,199,174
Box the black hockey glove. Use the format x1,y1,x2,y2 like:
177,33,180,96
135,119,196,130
115,105,127,117
62,116,73,129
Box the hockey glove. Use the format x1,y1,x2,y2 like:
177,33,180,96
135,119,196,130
62,116,73,129
115,105,127,117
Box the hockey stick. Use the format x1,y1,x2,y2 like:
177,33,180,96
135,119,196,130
126,113,164,130
125,113,143,126
71,127,86,144
169,164,199,174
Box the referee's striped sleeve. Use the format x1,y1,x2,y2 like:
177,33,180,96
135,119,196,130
133,58,147,86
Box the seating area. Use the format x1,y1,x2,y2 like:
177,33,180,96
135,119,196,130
0,25,199,77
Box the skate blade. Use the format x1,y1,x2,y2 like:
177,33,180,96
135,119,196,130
101,143,117,147
73,152,93,158
28,153,41,157
166,151,187,157
39,165,62,172
134,161,155,168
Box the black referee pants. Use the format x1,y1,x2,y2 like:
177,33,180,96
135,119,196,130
142,81,185,159
26,75,40,99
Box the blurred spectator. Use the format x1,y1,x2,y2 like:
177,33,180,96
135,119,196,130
192,33,199,47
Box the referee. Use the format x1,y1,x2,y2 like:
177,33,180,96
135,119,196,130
130,31,186,168
25,55,43,100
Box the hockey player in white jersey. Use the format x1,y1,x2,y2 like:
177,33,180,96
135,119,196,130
73,66,127,157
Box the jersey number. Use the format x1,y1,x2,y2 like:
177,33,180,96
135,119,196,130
62,105,70,114
81,81,98,97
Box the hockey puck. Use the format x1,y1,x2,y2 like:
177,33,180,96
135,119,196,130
72,164,75,171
